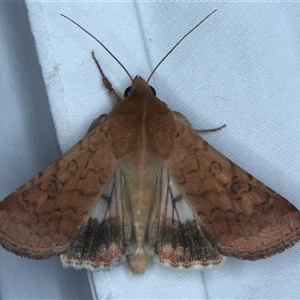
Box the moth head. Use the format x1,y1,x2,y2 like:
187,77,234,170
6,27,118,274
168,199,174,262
124,76,156,98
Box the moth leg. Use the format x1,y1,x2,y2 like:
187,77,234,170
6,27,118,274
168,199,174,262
88,114,108,133
91,51,122,104
195,124,226,134
173,111,226,134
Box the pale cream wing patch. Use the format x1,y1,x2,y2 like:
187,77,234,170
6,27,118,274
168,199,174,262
61,169,136,271
145,167,224,269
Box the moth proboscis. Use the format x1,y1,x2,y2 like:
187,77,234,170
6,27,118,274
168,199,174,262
0,10,300,275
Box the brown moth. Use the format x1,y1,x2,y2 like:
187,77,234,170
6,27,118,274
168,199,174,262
1,10,300,275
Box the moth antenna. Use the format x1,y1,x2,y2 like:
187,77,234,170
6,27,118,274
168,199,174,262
61,14,133,81
147,9,217,83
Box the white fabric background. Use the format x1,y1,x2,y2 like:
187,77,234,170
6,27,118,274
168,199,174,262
0,2,91,299
0,1,300,299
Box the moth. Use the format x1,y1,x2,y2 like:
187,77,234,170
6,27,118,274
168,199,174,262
0,10,300,275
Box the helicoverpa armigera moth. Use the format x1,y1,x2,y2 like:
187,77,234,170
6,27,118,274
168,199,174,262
0,10,299,275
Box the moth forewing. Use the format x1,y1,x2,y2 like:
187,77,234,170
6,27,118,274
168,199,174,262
164,112,300,260
0,116,120,258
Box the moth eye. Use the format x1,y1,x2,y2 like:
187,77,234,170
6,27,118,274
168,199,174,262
124,86,131,98
149,85,156,96
124,85,156,98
